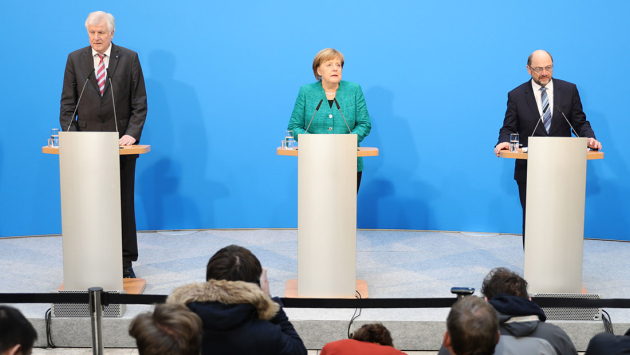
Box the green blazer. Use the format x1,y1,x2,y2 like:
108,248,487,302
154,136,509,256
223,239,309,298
287,80,372,172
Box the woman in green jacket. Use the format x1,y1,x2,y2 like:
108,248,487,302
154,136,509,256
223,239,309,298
287,48,372,190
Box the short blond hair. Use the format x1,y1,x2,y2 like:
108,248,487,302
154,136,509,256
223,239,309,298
312,48,345,81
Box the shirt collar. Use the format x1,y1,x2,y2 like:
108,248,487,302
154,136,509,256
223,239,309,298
92,43,112,58
531,78,553,92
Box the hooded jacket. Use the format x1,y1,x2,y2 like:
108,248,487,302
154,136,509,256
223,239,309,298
167,280,307,355
438,295,577,355
490,295,577,355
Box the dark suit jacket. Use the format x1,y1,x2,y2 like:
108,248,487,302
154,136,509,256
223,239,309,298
60,43,147,143
497,78,596,182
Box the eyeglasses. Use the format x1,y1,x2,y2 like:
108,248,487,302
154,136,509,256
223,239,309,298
529,65,553,73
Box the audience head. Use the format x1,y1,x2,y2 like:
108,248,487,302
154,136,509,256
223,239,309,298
129,303,203,355
481,267,529,300
352,323,394,347
444,296,499,355
0,306,37,355
206,244,262,286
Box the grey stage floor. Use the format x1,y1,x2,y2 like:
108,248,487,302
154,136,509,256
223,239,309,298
1,229,630,350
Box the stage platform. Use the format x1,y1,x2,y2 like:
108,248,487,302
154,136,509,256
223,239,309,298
2,229,630,352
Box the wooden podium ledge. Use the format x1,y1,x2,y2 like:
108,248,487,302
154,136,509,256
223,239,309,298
58,278,147,295
500,149,603,160
277,147,379,157
43,145,151,155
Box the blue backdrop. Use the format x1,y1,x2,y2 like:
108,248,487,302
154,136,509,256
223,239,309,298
1,1,629,240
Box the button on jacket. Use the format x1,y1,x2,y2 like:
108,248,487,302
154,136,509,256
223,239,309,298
288,80,372,172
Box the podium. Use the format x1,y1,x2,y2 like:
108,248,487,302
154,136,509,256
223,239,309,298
43,132,150,295
277,134,378,298
500,137,603,293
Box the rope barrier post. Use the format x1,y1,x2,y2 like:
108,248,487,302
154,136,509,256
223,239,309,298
88,287,104,355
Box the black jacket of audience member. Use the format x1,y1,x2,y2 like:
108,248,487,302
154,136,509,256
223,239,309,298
585,327,630,355
167,280,307,355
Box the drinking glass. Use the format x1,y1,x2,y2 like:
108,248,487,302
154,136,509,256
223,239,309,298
51,128,60,147
285,130,294,150
510,133,519,153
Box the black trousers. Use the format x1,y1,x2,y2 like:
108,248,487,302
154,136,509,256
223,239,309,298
517,180,527,248
357,171,362,193
120,156,138,267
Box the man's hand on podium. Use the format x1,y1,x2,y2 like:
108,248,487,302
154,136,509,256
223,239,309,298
494,142,510,157
119,135,136,146
588,138,602,150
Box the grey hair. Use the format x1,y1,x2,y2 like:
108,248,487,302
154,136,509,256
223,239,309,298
85,11,115,33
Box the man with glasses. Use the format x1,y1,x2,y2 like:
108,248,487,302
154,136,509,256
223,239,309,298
494,50,601,246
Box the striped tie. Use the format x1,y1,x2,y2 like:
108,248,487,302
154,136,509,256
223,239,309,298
96,54,106,96
540,87,551,133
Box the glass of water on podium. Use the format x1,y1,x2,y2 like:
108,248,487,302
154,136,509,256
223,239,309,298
510,133,519,153
285,130,294,150
51,128,60,147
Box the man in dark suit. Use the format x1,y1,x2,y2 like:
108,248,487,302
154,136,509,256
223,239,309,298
494,50,601,246
60,11,147,278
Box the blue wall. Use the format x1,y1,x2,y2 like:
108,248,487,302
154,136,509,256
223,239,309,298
1,1,629,239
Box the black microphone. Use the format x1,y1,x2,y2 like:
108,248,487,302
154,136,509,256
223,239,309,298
333,98,352,134
66,69,95,131
107,69,119,134
555,105,580,138
530,107,548,139
305,99,324,133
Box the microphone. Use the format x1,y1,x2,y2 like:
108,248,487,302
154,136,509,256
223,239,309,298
529,107,548,139
305,99,324,133
333,98,352,134
555,105,580,138
107,69,119,134
66,69,95,131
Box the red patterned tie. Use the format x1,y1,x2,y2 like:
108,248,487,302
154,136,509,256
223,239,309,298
96,54,106,96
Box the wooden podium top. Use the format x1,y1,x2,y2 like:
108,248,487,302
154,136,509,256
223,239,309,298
277,147,379,157
500,149,604,160
43,145,151,155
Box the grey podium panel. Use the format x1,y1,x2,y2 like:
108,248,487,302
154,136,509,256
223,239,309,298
524,137,588,293
297,134,357,298
59,132,123,291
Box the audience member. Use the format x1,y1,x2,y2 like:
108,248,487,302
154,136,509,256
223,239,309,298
0,306,37,355
167,244,307,355
129,303,202,355
443,296,499,355
482,267,577,355
585,327,630,355
438,267,578,355
320,323,407,354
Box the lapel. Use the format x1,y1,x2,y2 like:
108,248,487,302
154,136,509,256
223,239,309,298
82,46,100,93
103,43,120,96
335,81,344,113
550,80,561,133
316,82,332,117
524,80,548,136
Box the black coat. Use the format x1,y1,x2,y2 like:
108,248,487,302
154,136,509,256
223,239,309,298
497,79,596,182
60,43,147,142
168,280,307,355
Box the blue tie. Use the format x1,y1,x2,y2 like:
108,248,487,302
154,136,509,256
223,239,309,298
540,87,551,133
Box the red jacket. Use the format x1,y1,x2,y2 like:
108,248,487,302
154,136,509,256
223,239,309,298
320,339,407,355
